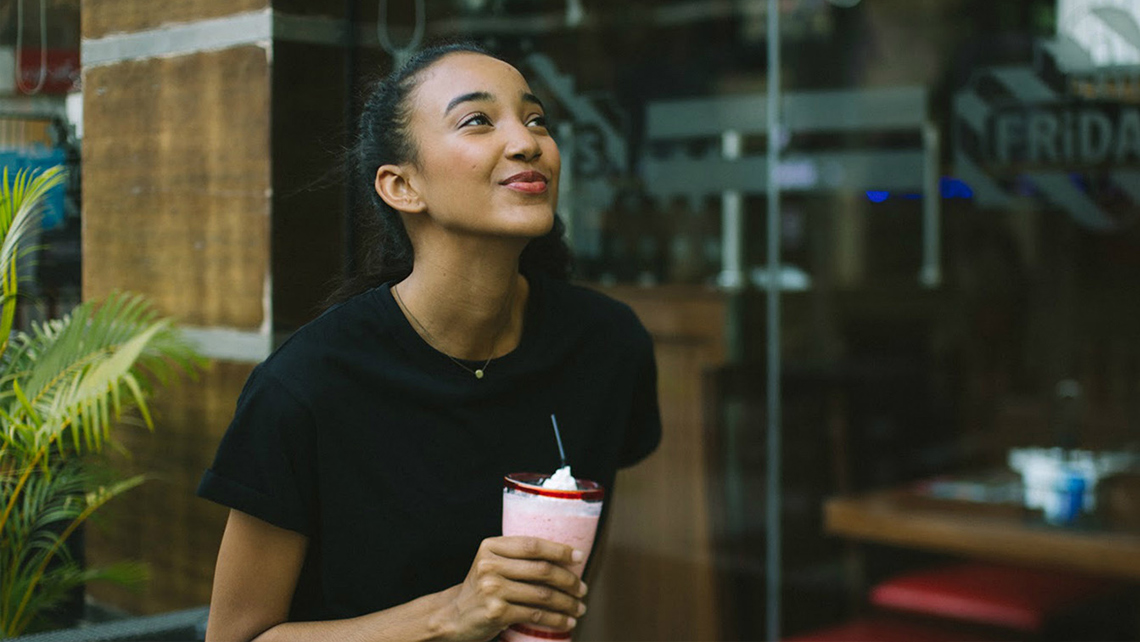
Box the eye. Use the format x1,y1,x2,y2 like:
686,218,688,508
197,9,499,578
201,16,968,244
459,113,491,128
527,114,549,129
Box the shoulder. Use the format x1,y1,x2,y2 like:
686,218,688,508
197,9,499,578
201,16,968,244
545,278,640,323
256,288,388,385
541,278,653,348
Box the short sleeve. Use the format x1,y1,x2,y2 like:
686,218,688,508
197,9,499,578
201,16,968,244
197,366,318,535
619,323,662,468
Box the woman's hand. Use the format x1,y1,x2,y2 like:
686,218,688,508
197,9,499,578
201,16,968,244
435,536,589,642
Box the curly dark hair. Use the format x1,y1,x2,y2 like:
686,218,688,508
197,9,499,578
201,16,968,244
327,42,572,306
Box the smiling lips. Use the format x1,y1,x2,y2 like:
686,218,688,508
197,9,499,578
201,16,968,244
500,170,549,194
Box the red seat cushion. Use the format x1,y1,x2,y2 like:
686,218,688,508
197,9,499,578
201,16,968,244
786,616,990,642
870,563,1120,632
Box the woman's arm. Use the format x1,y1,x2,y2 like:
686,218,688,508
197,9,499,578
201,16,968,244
204,510,306,641
206,510,588,642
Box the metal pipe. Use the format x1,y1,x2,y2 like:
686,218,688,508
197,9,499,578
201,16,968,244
557,122,575,248
721,129,746,361
720,129,745,294
765,0,783,640
920,121,942,288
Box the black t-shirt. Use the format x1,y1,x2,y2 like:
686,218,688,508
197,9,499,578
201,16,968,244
197,274,662,621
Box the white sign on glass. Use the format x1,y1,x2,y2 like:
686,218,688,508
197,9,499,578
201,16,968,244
1058,0,1140,66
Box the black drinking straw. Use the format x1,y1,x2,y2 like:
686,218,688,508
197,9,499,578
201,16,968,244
550,414,568,468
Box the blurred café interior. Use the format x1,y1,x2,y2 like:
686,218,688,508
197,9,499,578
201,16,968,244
3,0,1140,640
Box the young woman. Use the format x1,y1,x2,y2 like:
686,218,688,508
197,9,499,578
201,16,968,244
198,43,661,642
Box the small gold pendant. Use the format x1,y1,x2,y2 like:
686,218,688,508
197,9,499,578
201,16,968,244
475,369,485,379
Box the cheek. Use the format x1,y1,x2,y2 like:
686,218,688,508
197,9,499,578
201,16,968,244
547,141,562,174
548,146,562,196
421,150,487,192
443,149,491,179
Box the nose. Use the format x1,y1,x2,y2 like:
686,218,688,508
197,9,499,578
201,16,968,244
504,120,542,161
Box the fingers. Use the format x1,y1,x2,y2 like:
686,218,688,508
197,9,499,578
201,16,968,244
501,577,588,619
494,556,586,591
500,601,582,633
454,536,590,637
483,536,584,566
472,559,586,617
475,545,587,598
472,577,585,631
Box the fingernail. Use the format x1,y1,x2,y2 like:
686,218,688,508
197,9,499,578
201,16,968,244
578,581,588,596
567,617,578,628
577,602,587,616
571,549,585,562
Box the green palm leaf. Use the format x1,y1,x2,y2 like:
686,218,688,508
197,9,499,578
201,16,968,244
1,459,147,636
0,166,66,356
2,293,203,456
0,165,204,636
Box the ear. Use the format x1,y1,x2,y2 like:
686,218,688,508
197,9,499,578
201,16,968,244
375,164,426,214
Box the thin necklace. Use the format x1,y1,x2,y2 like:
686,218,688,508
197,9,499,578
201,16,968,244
393,282,515,380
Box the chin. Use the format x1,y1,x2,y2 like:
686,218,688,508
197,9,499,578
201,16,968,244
504,208,556,238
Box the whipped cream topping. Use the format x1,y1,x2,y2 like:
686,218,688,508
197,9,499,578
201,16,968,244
541,465,578,490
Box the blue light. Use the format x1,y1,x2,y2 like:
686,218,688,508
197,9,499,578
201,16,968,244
939,176,974,199
865,179,977,201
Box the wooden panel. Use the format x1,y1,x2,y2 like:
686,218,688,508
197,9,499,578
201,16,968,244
577,285,726,641
81,0,269,39
82,47,271,328
86,360,255,614
825,485,1140,580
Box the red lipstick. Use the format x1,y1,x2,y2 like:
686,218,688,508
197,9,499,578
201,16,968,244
501,171,549,193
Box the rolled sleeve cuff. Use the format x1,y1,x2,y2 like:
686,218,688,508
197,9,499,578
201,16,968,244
197,469,312,536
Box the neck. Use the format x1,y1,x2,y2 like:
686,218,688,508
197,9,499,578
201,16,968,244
393,240,529,362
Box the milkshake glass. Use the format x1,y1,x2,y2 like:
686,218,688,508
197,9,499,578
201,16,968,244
500,472,604,642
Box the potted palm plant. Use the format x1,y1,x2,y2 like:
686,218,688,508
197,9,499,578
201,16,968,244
0,166,203,637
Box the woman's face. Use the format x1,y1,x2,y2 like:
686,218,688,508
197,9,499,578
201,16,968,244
400,52,561,240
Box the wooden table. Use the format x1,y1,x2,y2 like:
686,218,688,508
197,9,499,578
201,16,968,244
824,474,1140,581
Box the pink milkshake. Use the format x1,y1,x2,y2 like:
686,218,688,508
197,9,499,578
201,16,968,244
500,470,604,642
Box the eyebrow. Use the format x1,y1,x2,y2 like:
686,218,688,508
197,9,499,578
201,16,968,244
444,91,545,115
